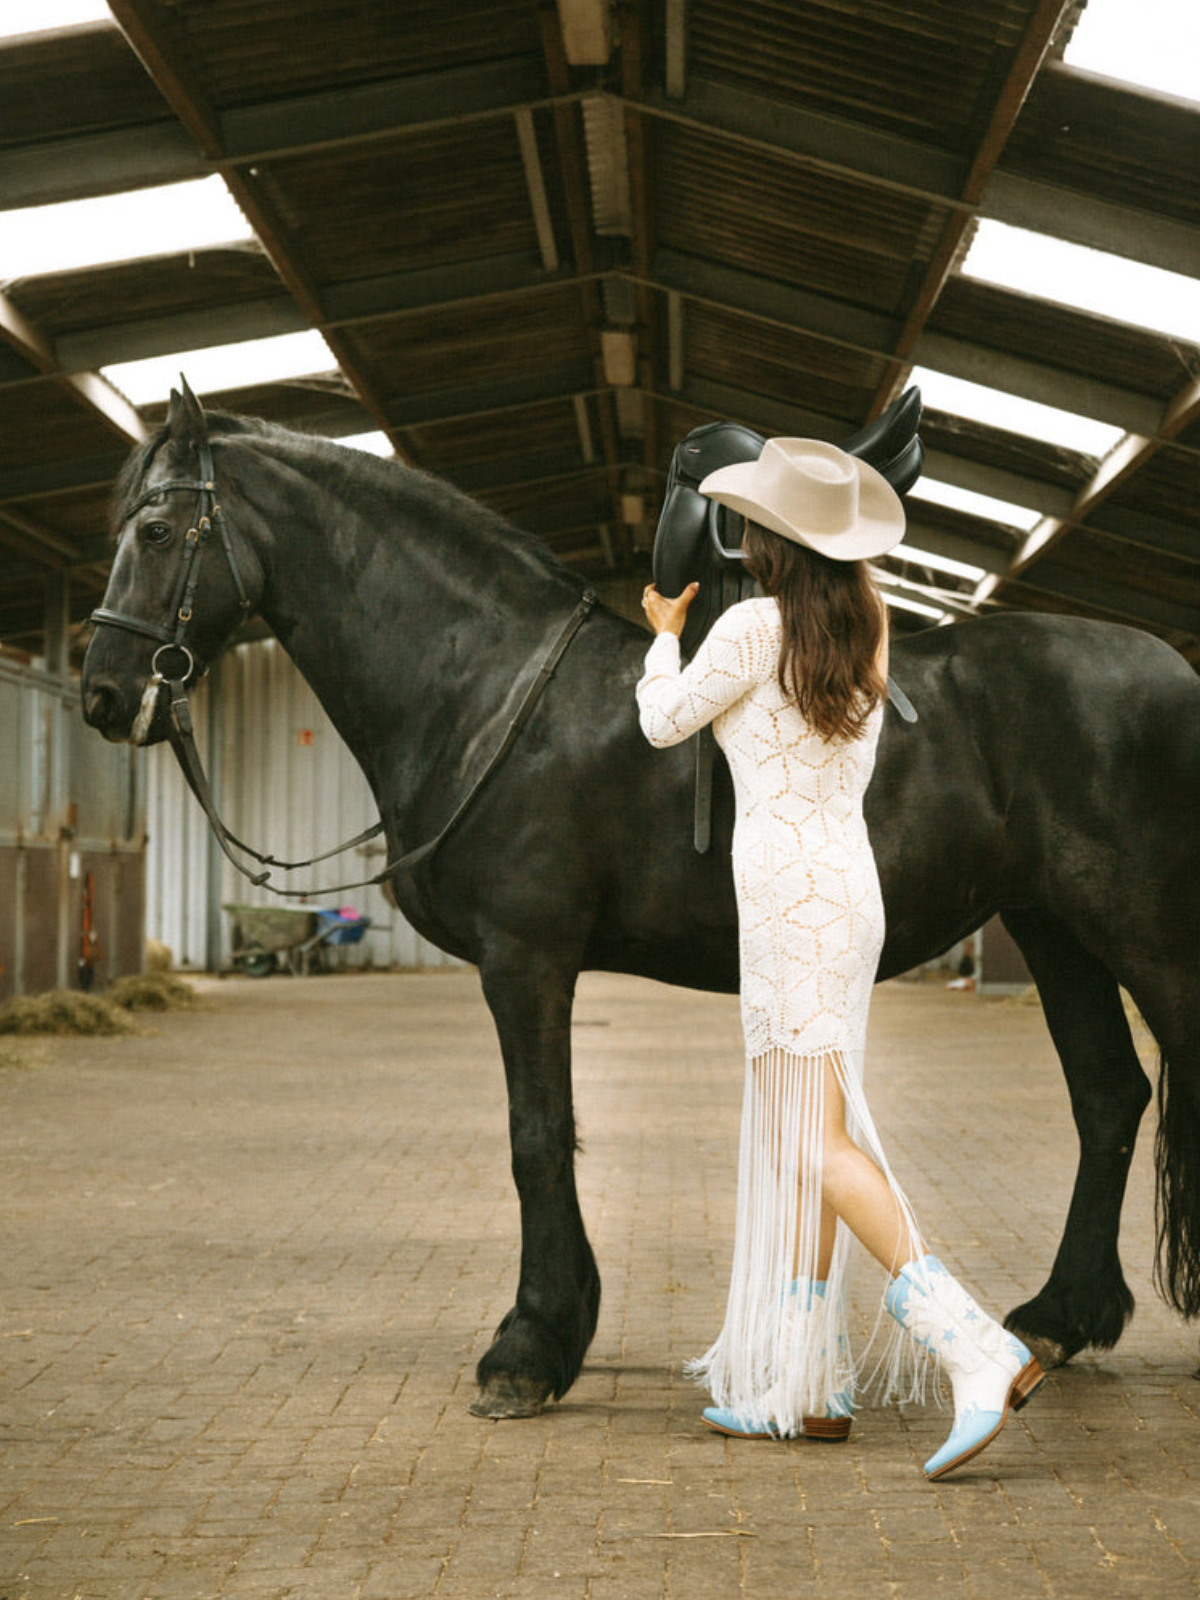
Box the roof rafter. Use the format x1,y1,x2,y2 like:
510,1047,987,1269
105,0,400,448
0,288,145,445
1003,370,1200,583
875,0,1081,410
1011,560,1200,636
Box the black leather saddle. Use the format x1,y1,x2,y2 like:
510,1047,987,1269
650,387,923,850
653,386,923,657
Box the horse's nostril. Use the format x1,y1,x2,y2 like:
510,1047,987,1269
83,680,122,730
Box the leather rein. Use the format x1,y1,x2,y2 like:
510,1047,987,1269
91,442,598,899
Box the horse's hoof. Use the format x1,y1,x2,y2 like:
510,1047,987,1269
1007,1330,1070,1370
469,1375,553,1419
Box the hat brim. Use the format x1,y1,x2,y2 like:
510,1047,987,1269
699,456,905,560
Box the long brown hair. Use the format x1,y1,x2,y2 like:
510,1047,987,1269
741,519,886,742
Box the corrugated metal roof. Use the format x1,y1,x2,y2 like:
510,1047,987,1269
0,0,1198,663
686,0,1033,150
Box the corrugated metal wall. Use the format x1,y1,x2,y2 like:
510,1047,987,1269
1,659,145,998
145,638,459,973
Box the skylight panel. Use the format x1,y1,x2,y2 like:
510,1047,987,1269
910,366,1124,458
880,589,946,622
908,476,1043,533
0,177,253,281
1064,0,1200,106
102,331,339,406
964,220,1200,344
338,432,395,457
892,544,987,583
0,0,112,40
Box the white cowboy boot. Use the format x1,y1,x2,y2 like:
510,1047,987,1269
886,1255,1045,1479
794,1277,854,1441
702,1279,854,1441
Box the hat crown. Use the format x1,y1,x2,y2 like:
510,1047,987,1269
759,438,859,535
697,433,905,560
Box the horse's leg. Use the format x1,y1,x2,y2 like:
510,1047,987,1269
998,908,1151,1367
470,939,600,1419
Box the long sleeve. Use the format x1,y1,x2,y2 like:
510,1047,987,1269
636,600,774,748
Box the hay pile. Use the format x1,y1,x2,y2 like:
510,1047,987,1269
0,992,135,1037
107,972,203,1012
145,939,174,973
0,972,202,1037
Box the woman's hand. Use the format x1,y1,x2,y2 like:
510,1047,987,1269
642,582,699,637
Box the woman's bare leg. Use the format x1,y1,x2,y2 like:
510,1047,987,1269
813,1057,923,1276
751,1049,918,1282
814,1199,838,1280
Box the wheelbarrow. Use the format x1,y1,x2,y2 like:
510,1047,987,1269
223,903,372,976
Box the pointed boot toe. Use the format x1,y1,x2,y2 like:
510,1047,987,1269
702,1406,780,1439
888,1256,1047,1480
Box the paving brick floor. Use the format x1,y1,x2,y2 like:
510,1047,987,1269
1,970,1197,1599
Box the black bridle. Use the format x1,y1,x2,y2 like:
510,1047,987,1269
91,438,253,702
91,437,598,899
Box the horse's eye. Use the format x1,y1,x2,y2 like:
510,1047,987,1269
143,521,174,547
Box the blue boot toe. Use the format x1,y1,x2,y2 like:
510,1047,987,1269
923,1405,1005,1479
701,1406,779,1439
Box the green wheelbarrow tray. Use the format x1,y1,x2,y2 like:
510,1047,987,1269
223,904,321,976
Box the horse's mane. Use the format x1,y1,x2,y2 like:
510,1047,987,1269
108,412,274,536
110,410,582,594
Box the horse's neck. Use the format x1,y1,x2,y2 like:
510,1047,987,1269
254,467,579,805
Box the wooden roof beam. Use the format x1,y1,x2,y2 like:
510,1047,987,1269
222,57,552,163
30,257,1191,467
0,507,78,567
641,78,966,205
0,290,145,446
1009,560,1200,638
1087,502,1200,569
646,254,1179,449
621,1,660,499
0,121,204,210
0,451,131,506
982,171,1200,281
540,9,625,555
873,0,1080,409
104,0,224,160
1009,372,1200,574
6,52,1192,285
897,520,1016,579
106,0,399,449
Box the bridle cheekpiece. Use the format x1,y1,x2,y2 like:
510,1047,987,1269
90,437,253,743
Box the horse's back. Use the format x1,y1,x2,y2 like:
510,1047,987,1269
877,612,1200,972
890,612,1200,769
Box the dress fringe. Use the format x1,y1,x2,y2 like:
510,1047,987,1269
687,1045,934,1435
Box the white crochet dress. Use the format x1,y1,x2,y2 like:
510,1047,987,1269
636,597,924,1432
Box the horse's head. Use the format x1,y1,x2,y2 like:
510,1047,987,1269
82,380,265,743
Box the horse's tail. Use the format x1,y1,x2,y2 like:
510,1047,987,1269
1154,1047,1200,1318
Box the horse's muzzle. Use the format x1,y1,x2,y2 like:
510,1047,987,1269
82,674,141,743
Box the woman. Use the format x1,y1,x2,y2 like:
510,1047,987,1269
636,437,1044,1480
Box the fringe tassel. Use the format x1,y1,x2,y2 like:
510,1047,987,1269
688,1046,934,1434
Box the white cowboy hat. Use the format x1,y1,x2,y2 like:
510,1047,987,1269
699,437,905,560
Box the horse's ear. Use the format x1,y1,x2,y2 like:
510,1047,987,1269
168,375,209,450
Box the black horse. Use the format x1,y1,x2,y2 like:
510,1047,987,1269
82,388,1200,1418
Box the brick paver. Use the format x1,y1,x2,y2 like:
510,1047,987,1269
1,970,1197,1599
